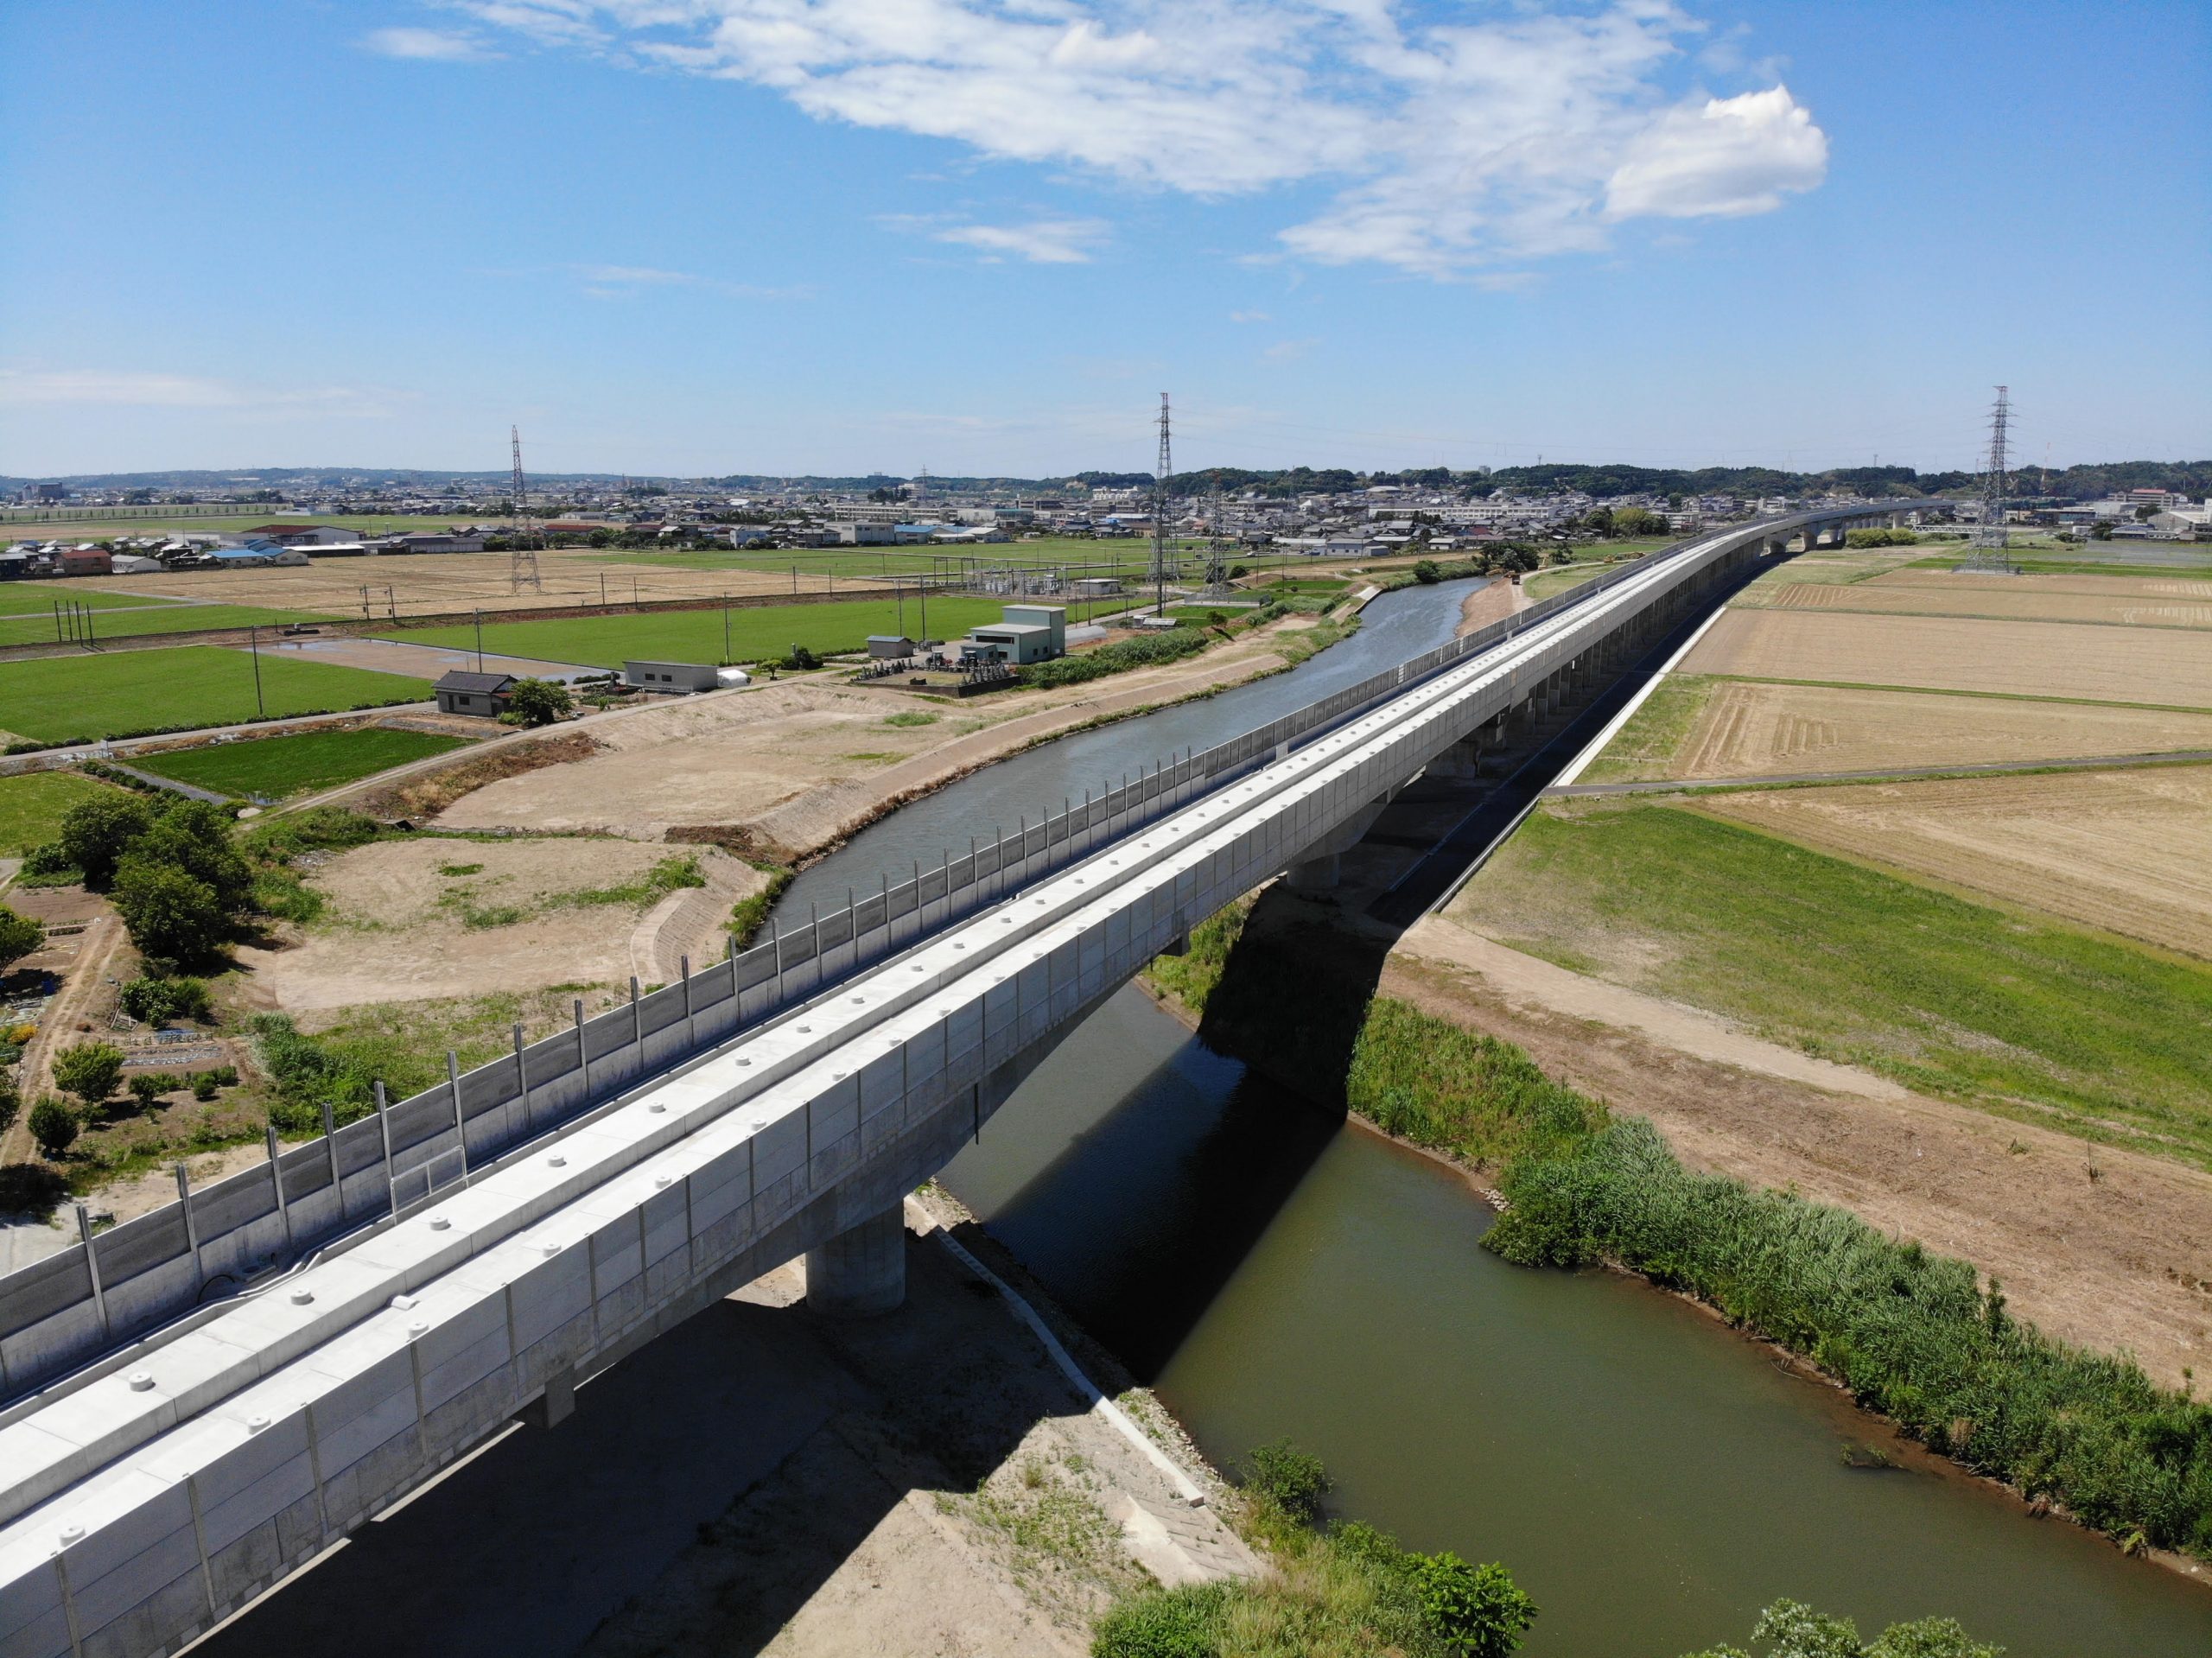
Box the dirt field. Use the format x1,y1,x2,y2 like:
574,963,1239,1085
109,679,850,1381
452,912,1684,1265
1670,680,2212,778
433,617,1336,859
238,836,768,1015
1681,607,2212,708
1697,764,2212,959
1876,569,2212,600
1745,579,2212,629
1382,922,2212,1391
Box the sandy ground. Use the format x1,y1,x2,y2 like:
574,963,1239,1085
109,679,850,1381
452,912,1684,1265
1746,581,2212,628
237,837,768,1014
1681,607,2212,708
1698,764,2212,959
1457,574,1528,634
1672,680,2212,779
1386,918,2212,1389
192,1205,1249,1658
1875,569,2212,600
436,617,1336,860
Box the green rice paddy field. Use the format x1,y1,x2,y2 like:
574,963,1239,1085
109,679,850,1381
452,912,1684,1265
0,769,130,853
386,594,1013,668
0,604,338,648
0,648,429,744
130,726,471,800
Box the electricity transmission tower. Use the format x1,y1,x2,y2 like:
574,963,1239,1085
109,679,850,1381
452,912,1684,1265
1961,387,2018,573
509,425,543,593
1149,392,1178,613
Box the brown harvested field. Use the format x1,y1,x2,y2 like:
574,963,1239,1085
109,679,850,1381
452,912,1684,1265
1680,607,2212,708
434,616,1333,859
1673,680,2212,778
238,837,768,1016
1872,569,2212,600
1745,580,2212,629
1698,764,2212,958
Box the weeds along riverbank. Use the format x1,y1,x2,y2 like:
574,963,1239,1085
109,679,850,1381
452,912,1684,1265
1141,904,2212,1567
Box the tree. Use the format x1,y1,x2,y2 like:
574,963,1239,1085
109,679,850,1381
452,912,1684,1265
1239,1439,1331,1521
29,1098,78,1159
1414,1554,1538,1658
1612,506,1664,537
0,903,41,971
0,1069,18,1140
505,678,572,727
57,793,155,888
1413,559,1443,584
133,800,252,910
111,860,228,962
53,1041,124,1110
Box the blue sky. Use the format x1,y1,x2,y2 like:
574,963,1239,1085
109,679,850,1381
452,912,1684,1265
2,1,2205,480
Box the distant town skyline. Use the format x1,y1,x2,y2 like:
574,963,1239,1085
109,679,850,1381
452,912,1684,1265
2,1,2205,480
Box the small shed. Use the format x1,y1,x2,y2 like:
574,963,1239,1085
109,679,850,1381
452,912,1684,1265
433,670,517,717
622,660,721,693
866,635,915,661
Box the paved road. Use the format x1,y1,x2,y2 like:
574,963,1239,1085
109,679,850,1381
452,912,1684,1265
1548,747,2212,797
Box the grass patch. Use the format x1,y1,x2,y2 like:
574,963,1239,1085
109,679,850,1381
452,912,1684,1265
1577,673,1716,783
0,584,188,613
0,768,132,853
0,605,339,648
882,709,938,727
1023,626,1212,689
385,594,1008,669
0,647,428,743
724,865,792,947
1452,800,2212,1166
438,851,706,930
129,727,469,801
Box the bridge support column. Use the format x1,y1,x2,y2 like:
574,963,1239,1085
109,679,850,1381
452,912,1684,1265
804,1203,906,1317
1287,853,1339,892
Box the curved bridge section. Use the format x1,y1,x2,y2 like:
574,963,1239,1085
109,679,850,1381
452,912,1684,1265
0,503,1936,1658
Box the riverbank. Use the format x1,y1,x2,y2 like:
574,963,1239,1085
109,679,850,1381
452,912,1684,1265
1137,893,2212,1581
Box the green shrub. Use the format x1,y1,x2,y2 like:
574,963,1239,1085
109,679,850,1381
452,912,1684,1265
111,861,227,962
118,975,212,1025
29,1097,78,1158
1025,627,1209,689
19,842,76,879
191,1072,219,1102
1090,1582,1227,1658
1413,1553,1536,1658
507,677,572,727
1240,1439,1331,1522
1681,1598,2002,1658
0,904,41,971
53,1042,124,1109
0,1069,17,1138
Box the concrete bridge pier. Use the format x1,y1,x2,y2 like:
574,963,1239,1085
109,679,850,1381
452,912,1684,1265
1287,853,1341,892
804,1203,906,1317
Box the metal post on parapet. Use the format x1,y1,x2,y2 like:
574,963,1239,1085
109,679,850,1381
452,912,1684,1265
75,1204,111,1341
513,1024,531,1130
574,999,589,1102
175,1163,201,1286
374,1080,395,1204
680,956,693,1047
446,1051,469,1179
321,1102,339,1201
265,1123,293,1252
629,976,642,1051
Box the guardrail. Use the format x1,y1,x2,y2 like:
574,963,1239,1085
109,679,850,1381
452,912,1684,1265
0,506,1923,1400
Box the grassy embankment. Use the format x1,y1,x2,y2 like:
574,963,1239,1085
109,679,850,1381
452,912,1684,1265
0,514,475,540
129,727,470,801
0,647,428,744
1146,893,2212,1563
385,594,1008,668
1573,674,1717,783
1452,800,2212,1167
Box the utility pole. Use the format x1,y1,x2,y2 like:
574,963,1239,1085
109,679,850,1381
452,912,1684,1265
474,609,484,671
248,626,265,718
1151,391,1173,617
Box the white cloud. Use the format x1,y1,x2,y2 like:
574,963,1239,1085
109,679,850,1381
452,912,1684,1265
0,371,390,410
359,26,498,60
1261,338,1318,364
1605,86,1826,219
1229,310,1273,324
930,218,1110,264
453,2,1828,276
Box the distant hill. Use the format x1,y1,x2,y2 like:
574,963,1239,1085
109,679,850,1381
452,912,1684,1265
5,460,2205,501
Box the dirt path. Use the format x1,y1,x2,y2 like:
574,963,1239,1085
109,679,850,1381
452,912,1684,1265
0,907,127,1164
1388,915,2212,1388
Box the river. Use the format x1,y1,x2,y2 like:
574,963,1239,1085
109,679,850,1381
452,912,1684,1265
772,579,2212,1655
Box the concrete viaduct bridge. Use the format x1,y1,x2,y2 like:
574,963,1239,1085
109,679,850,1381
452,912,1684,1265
0,501,1937,1658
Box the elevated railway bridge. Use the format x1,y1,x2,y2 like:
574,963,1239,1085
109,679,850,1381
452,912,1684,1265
0,503,1936,1658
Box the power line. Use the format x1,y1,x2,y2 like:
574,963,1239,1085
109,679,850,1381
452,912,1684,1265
510,425,543,593
1150,391,1177,614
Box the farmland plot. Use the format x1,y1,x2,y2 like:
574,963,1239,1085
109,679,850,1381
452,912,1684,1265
1700,765,2212,958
